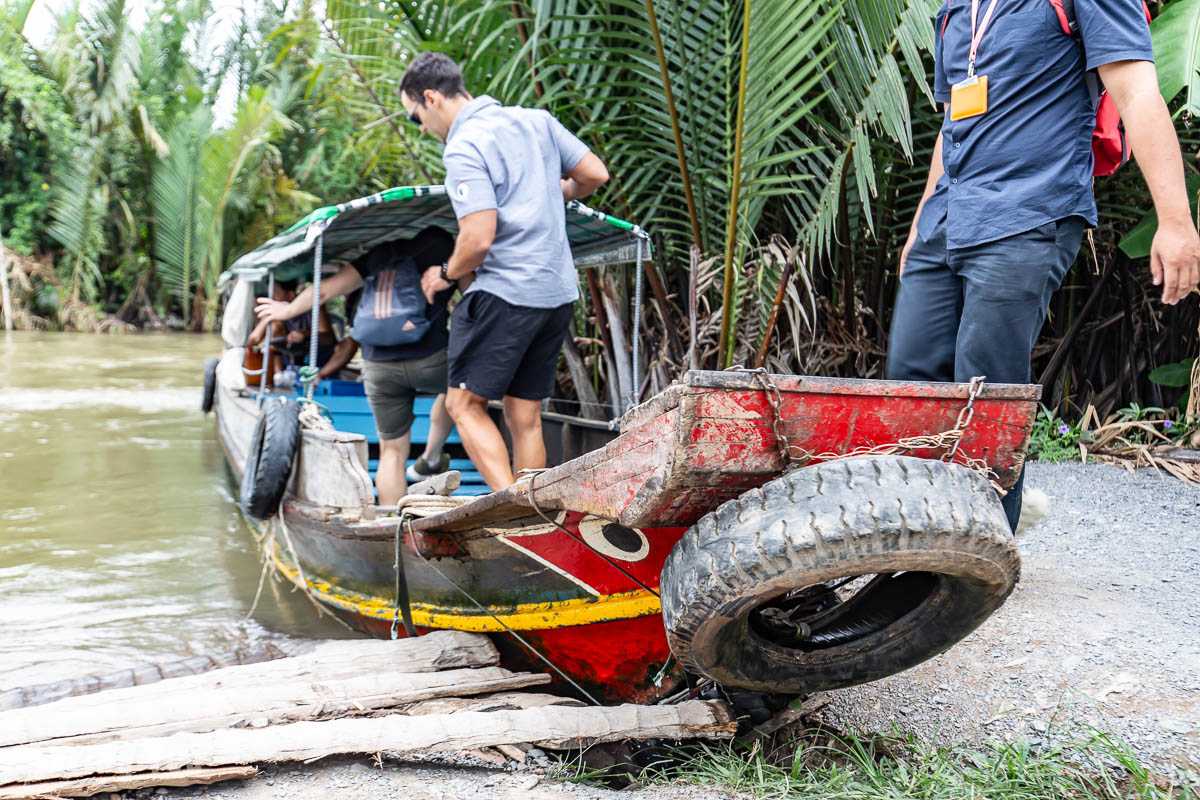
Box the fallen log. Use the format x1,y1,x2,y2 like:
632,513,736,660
0,642,294,712
401,691,585,716
9,631,497,716
0,701,736,785
0,766,256,800
0,667,549,748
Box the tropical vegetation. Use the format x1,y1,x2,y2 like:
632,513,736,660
1,0,1198,421
558,727,1199,799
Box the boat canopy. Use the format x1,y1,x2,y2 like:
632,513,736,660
225,185,650,284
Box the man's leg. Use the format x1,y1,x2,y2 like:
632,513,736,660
885,222,960,382
447,387,514,490
420,393,453,465
503,396,545,473
502,301,573,475
446,292,561,492
376,434,412,506
953,219,1084,530
362,358,420,506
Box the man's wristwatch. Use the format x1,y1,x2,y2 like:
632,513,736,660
439,262,451,282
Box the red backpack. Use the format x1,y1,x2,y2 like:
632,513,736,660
940,0,1153,176
1050,0,1153,176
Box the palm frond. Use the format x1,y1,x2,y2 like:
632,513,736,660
46,139,106,302
152,108,212,321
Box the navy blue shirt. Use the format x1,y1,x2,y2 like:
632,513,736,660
918,0,1153,249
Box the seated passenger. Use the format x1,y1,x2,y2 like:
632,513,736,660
254,227,458,505
246,280,338,370
315,334,360,383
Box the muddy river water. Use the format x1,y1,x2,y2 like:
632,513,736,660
0,331,351,692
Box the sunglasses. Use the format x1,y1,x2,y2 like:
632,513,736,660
408,108,422,126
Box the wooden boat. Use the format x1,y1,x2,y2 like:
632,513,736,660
208,186,1038,704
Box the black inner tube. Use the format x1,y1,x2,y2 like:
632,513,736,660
749,571,941,651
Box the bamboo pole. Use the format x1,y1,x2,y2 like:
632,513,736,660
718,0,753,368
754,256,796,368
644,0,704,253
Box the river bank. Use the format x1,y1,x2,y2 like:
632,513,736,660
131,461,1196,799
0,332,351,690
3,332,1197,797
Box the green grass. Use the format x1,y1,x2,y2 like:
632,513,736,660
1027,406,1085,463
555,728,1198,799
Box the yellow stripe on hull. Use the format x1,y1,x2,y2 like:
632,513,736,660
269,545,662,632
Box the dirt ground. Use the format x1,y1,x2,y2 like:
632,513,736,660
154,461,1198,799
822,461,1199,780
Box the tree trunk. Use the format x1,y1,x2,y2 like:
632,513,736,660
561,331,605,420
0,230,13,332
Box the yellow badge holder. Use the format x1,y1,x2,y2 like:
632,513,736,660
949,0,1000,122
950,75,989,121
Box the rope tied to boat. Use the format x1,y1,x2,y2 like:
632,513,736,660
739,368,1003,492
523,470,661,600
393,508,604,706
389,504,418,640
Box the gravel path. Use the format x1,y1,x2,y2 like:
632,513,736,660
152,462,1197,798
821,462,1200,779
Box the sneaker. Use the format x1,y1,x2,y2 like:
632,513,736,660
406,452,451,483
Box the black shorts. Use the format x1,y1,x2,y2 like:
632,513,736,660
448,291,573,401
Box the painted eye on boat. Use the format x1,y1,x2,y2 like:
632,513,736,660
577,516,650,562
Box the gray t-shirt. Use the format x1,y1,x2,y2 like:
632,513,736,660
443,96,590,308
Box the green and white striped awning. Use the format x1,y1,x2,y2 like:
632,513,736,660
226,185,650,283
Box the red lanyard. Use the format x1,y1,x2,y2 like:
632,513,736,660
968,0,1001,77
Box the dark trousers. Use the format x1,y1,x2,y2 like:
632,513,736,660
886,216,1084,530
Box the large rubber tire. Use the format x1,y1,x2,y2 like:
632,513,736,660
660,455,1020,695
239,397,300,519
200,357,219,413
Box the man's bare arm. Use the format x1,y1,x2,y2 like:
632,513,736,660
561,153,610,202
317,337,359,381
255,264,363,322
899,132,945,275
422,210,495,302
1098,59,1200,305
246,317,271,347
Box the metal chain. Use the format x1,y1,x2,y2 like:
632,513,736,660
739,367,795,466
945,375,985,464
735,367,999,489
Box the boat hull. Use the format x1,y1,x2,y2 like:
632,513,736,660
213,367,1039,703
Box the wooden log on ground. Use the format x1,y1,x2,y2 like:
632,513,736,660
0,701,736,785
401,691,585,716
0,667,549,748
0,642,295,712
0,766,257,800
10,631,497,717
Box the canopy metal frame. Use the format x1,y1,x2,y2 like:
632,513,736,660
226,185,652,410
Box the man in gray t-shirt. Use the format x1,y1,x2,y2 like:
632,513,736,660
401,52,610,491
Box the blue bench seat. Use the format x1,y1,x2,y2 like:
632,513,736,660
301,380,490,497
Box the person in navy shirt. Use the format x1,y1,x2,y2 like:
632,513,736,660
889,0,1200,530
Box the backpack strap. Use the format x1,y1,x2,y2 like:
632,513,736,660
1050,0,1151,38
1049,0,1076,36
